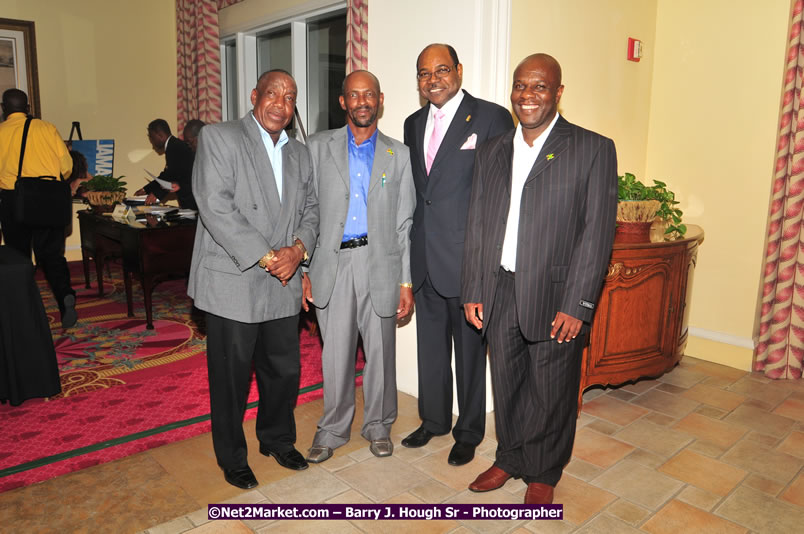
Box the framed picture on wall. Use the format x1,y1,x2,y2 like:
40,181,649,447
0,18,40,118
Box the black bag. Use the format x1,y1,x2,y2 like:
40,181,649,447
13,117,72,227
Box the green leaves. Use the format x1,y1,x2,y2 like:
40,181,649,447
618,173,686,237
83,174,127,192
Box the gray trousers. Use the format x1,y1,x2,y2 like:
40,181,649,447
313,244,398,448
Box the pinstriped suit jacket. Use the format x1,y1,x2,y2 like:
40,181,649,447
461,115,618,342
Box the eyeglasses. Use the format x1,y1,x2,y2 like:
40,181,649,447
416,65,455,81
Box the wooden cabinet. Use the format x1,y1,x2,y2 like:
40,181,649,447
579,224,704,406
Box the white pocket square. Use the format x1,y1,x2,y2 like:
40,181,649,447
460,133,477,150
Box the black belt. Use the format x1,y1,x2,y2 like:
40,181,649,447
340,235,368,249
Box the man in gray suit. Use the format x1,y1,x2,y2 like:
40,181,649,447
302,70,415,463
188,69,318,489
462,54,617,504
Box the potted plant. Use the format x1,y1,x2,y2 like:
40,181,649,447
617,172,685,242
82,174,127,213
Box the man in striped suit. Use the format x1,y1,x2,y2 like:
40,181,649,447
461,54,618,504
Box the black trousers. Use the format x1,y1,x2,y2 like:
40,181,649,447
205,312,301,470
414,275,486,445
485,269,583,486
0,188,75,312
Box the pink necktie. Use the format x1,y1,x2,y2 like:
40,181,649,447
426,110,446,175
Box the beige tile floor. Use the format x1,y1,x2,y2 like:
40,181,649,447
2,356,804,533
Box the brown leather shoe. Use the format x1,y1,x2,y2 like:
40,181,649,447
468,465,512,492
524,483,554,504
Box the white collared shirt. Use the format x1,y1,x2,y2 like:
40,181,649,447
500,113,560,271
423,89,465,155
252,113,289,202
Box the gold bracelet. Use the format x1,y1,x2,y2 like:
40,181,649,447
294,240,309,261
400,282,413,288
258,249,276,269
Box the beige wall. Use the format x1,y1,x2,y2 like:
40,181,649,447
510,0,658,177
646,0,790,369
1,0,178,259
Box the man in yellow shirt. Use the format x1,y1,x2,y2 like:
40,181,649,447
0,88,77,328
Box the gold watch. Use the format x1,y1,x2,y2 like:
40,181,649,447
294,239,309,261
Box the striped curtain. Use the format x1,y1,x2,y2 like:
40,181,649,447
175,0,243,133
754,0,804,379
346,0,368,73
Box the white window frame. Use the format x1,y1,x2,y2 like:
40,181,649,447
219,1,347,134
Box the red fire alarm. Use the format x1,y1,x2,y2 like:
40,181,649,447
627,38,642,62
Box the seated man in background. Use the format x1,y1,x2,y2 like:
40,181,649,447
136,118,197,209
182,119,205,153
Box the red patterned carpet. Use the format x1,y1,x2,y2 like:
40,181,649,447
0,261,362,493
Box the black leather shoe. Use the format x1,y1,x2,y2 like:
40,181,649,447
259,445,308,471
402,426,444,448
448,442,476,466
61,294,77,329
223,465,258,489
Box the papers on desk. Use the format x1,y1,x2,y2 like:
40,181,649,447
144,169,173,190
142,206,177,215
125,195,148,205
137,205,197,219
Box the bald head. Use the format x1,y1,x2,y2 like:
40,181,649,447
2,88,28,118
342,69,381,95
256,68,296,94
515,53,562,86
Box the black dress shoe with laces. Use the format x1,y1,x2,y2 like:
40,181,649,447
259,445,309,471
401,426,446,448
447,442,476,466
223,465,258,489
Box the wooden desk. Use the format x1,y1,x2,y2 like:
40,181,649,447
580,224,705,407
77,211,197,329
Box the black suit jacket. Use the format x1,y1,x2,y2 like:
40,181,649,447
404,90,513,297
461,116,618,341
144,135,196,209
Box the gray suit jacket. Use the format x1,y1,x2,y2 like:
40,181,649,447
462,116,618,341
188,113,319,323
307,126,415,317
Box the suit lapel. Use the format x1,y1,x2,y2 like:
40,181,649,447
494,130,516,197
524,116,572,184
369,131,393,194
242,115,281,216
429,91,477,177
272,142,299,243
412,106,428,180
327,126,350,191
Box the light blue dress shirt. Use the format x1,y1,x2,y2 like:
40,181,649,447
342,127,377,241
252,114,289,202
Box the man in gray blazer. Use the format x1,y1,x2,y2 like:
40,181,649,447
188,69,319,490
462,54,618,504
302,70,415,463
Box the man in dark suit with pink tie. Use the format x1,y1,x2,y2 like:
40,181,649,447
402,44,513,467
462,53,618,504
